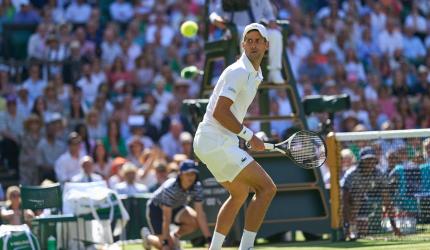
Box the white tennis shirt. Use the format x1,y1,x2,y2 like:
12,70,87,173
200,53,263,136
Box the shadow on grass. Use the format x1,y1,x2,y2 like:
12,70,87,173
256,239,428,249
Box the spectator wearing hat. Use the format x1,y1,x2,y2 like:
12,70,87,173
16,86,31,118
54,132,84,183
19,114,42,185
114,162,148,196
36,116,66,183
341,146,400,239
141,160,211,250
179,131,193,160
71,155,103,182
0,95,24,176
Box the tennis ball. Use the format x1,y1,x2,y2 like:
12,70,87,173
180,20,198,38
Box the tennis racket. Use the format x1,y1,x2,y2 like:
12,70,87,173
262,130,327,169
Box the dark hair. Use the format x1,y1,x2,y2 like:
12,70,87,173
74,123,91,153
92,140,108,163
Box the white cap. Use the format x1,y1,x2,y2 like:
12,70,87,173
242,23,269,41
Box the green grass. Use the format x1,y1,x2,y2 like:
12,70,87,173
119,239,430,250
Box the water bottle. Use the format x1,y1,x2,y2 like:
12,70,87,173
47,235,56,250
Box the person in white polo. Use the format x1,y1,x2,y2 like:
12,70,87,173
193,23,277,250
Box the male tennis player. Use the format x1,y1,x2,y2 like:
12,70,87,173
193,23,277,250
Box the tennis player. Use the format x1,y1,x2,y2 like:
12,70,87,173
193,23,277,250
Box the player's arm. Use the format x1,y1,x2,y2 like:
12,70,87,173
213,96,264,151
193,201,212,239
161,205,173,247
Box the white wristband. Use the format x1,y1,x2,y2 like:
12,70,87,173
238,126,253,142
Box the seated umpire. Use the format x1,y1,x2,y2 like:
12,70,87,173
141,160,212,250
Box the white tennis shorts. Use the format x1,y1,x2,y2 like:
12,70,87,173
193,124,254,182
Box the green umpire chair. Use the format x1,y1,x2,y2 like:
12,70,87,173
20,184,79,250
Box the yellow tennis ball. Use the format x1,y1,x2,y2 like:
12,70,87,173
180,20,198,38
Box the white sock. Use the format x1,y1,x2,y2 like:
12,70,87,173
209,231,225,250
239,229,257,250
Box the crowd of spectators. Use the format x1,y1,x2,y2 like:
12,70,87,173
0,0,429,209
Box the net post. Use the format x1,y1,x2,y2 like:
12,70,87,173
326,132,342,241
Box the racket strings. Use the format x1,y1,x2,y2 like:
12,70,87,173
289,132,326,168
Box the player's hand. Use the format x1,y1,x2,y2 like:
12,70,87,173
248,136,265,151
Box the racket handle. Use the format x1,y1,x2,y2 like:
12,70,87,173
264,143,275,150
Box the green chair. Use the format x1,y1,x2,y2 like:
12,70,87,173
20,184,79,250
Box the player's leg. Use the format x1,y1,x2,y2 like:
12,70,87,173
233,160,277,249
209,180,250,250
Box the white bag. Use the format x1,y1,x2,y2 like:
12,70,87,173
60,182,129,249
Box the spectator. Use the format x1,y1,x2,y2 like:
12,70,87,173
74,123,93,155
85,109,106,141
114,162,148,195
77,62,103,106
65,0,91,25
13,0,40,24
101,28,122,67
44,84,64,114
30,96,47,120
0,95,24,176
1,186,34,225
109,0,134,24
126,114,154,149
19,114,42,185
135,55,156,94
22,64,47,104
16,86,32,118
107,57,134,92
92,140,112,179
141,160,211,250
36,116,66,182
342,146,400,239
377,17,403,57
54,132,83,183
103,119,127,157
27,23,48,60
179,131,193,159
159,119,183,160
160,99,192,136
148,161,169,192
71,155,103,182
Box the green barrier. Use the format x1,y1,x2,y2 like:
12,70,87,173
121,193,151,240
